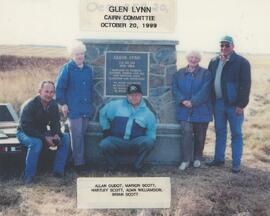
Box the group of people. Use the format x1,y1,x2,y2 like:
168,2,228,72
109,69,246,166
173,35,251,172
16,35,251,184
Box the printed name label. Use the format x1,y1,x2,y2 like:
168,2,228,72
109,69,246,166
77,177,171,209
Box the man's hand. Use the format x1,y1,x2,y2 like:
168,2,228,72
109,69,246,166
182,100,192,108
61,104,69,118
235,107,244,115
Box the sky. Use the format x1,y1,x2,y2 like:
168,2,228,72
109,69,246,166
0,0,269,54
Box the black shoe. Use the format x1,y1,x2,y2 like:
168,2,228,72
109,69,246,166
53,172,64,178
232,166,241,173
105,167,117,173
132,166,146,177
206,160,225,167
23,176,33,185
75,165,89,175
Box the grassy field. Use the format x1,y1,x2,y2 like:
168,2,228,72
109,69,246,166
0,47,269,216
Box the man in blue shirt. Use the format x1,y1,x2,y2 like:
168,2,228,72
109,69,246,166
99,84,156,174
207,36,251,173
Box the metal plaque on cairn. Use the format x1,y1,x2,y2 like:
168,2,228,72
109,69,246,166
105,51,149,97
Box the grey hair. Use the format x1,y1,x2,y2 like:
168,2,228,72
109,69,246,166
185,50,202,61
67,40,86,56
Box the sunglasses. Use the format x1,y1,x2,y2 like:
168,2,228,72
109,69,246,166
220,43,231,48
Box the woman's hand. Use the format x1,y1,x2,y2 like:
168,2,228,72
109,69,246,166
182,100,192,108
61,104,69,118
235,107,244,115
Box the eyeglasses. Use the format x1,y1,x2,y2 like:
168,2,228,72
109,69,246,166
220,43,230,48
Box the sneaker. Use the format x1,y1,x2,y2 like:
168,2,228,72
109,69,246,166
206,160,225,167
23,176,33,185
178,162,190,171
53,172,64,178
193,160,201,168
232,166,241,173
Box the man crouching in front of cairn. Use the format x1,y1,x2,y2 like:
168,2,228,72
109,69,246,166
16,81,70,184
99,84,156,175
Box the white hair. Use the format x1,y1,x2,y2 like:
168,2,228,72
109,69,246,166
185,50,202,61
67,40,86,56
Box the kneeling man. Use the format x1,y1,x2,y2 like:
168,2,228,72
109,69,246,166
99,84,156,173
17,81,70,184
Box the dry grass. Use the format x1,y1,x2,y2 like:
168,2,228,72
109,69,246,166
0,55,66,111
0,48,270,216
1,167,269,216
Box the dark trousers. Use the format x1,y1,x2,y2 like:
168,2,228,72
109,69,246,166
180,121,209,162
99,136,155,170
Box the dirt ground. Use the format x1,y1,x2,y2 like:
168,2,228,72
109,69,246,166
0,46,269,216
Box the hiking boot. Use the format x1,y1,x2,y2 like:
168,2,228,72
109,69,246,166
232,166,241,173
75,165,89,176
53,172,64,178
23,176,33,185
206,160,225,167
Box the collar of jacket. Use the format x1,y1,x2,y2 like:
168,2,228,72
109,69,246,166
69,59,85,70
219,51,237,63
125,97,146,110
184,65,201,75
36,95,53,110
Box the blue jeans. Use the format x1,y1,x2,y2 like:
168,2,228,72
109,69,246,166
214,99,244,167
16,131,70,177
99,136,155,170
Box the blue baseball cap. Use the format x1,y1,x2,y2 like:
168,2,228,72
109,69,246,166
220,35,234,45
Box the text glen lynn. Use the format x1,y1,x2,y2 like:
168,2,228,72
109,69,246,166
108,6,152,13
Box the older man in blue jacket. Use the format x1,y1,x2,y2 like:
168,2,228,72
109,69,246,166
99,84,156,174
207,36,251,173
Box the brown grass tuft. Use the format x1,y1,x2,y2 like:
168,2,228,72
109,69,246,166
0,188,21,209
0,55,66,72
